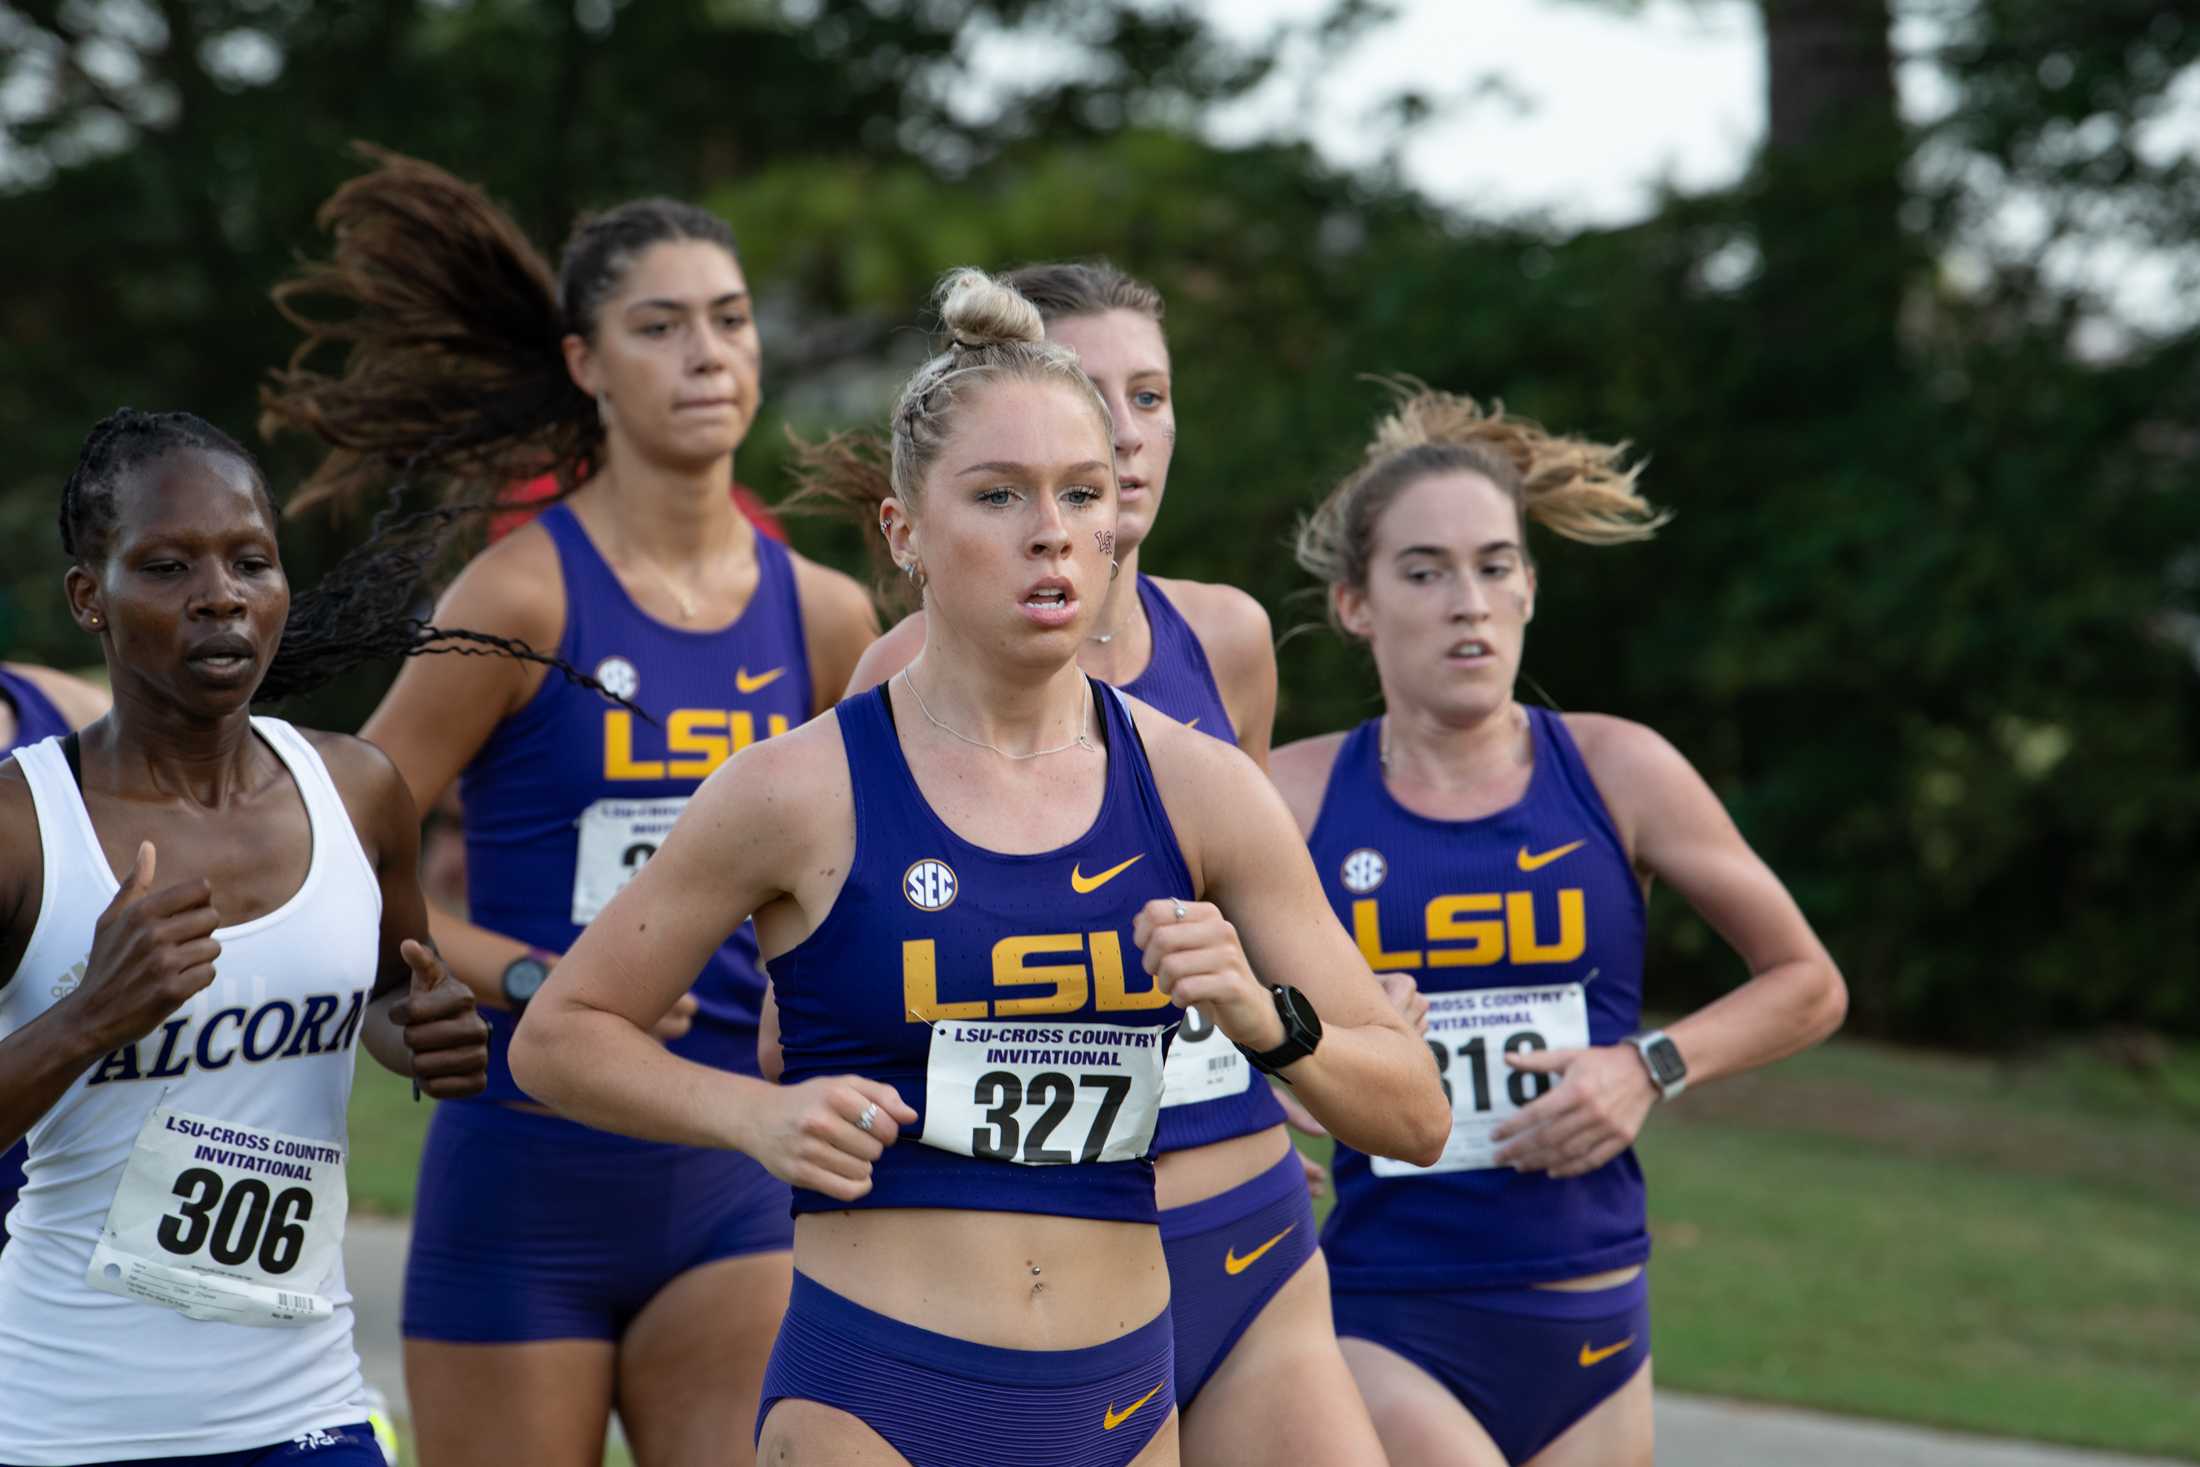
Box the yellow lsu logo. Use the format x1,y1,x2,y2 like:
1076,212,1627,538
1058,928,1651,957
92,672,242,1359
602,709,792,781
1350,890,1586,970
903,932,1172,1022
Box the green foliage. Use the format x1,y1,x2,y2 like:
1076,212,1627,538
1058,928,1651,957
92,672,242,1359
2,2,2195,1043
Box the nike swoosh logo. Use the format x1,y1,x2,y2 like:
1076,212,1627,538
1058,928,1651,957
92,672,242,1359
1184,718,1200,731
1224,1225,1296,1276
1070,854,1145,894
1578,1336,1635,1367
1517,840,1586,872
1103,1380,1165,1431
734,666,784,694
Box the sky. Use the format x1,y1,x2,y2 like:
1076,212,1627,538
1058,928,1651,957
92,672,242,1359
1196,0,1766,228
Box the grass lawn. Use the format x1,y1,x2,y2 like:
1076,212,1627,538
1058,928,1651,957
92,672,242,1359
347,1033,2200,1462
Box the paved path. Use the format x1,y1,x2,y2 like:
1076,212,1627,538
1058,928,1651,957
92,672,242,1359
345,1219,2188,1465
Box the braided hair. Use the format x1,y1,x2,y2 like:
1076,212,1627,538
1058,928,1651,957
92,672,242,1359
62,409,617,706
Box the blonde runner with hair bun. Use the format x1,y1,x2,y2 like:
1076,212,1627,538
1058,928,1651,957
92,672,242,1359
835,257,1397,1465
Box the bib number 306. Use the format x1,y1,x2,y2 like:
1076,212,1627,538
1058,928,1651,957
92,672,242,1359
1373,983,1589,1177
87,1106,348,1327
923,1020,1165,1166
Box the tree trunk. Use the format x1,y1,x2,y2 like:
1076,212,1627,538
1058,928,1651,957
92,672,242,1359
1752,0,1906,402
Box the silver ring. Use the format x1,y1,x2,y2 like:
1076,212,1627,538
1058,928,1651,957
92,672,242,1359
856,1103,878,1134
1172,900,1187,920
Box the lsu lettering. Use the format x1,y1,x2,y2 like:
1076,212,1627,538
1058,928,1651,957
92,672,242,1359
1350,888,1587,971
903,932,1175,1022
602,708,793,781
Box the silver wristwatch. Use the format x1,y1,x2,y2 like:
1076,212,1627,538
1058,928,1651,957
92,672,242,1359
1627,1029,1688,1101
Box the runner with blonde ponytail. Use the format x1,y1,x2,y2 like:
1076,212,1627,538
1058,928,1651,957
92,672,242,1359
511,271,1448,1466
1271,385,1846,1467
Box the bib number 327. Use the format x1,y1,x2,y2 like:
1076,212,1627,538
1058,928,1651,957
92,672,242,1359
1373,983,1590,1177
923,1020,1165,1165
87,1106,347,1327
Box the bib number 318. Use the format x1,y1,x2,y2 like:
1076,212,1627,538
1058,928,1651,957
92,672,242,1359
1373,983,1590,1177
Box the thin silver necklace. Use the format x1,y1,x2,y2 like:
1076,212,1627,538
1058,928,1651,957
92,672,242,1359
900,668,1096,760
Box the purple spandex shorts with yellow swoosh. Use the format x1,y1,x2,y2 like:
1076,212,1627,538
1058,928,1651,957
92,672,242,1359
1158,1144,1321,1402
1332,1269,1650,1464
757,1272,1174,1466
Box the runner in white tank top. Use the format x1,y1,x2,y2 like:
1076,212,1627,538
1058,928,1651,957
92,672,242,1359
0,409,490,1466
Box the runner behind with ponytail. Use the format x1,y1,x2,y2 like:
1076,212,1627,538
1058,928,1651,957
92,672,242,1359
262,148,878,1467
1271,384,1843,1467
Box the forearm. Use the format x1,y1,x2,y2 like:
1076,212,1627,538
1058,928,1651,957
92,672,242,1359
426,905,544,1011
1666,955,1846,1089
1280,1021,1448,1165
511,1001,769,1151
0,1005,113,1151
359,991,412,1080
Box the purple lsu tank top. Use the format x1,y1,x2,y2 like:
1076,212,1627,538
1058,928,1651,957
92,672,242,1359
769,681,1194,1224
459,504,812,1101
1115,578,1286,1154
1,668,74,1236
0,670,71,753
1310,708,1651,1290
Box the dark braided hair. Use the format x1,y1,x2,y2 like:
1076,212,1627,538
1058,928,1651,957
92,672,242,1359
62,408,629,708
261,145,741,516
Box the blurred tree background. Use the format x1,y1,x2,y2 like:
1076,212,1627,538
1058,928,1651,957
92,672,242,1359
2,0,2194,1047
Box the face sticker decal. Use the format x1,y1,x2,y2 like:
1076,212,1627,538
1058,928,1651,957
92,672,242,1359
1096,529,1115,557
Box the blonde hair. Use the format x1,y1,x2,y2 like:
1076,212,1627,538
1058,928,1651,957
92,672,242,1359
788,268,1112,595
1296,381,1668,632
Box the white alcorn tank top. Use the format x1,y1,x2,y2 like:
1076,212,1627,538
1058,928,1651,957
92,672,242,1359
0,718,379,1464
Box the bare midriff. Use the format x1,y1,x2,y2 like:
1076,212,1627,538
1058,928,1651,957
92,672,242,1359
795,1207,1170,1350
1153,1123,1291,1211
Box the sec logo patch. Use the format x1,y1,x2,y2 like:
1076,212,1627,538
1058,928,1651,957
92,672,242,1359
904,859,958,912
595,655,640,701
1340,848,1388,894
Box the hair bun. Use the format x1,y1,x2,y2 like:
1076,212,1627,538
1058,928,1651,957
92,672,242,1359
934,267,1045,352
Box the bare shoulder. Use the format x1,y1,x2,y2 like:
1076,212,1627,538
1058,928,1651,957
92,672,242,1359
293,727,416,864
5,664,110,728
1267,731,1352,835
1121,694,1283,877
1561,712,1690,787
694,705,854,838
295,726,407,803
430,519,566,651
0,757,46,957
844,609,928,698
1147,576,1273,676
1559,712,1705,855
788,549,877,633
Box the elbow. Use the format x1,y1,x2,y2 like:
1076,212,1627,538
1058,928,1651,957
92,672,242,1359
1811,963,1850,1045
1391,1046,1453,1168
505,1010,563,1108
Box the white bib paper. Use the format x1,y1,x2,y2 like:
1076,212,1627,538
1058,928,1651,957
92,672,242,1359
87,1106,347,1327
921,1020,1165,1165
1373,983,1590,1177
571,796,687,924
1159,1006,1251,1109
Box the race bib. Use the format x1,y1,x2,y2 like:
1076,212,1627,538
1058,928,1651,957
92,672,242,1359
572,796,687,924
1373,983,1590,1177
1159,1005,1251,1109
87,1107,347,1327
922,1020,1166,1165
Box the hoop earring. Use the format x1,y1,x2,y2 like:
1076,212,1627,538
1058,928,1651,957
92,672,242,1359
1109,558,1120,581
903,559,929,592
